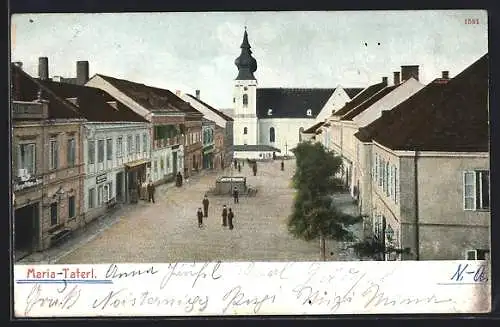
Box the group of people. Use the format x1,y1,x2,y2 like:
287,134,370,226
197,195,235,230
233,159,258,176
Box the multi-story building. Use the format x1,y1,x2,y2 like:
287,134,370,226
12,64,86,257
181,91,235,169
354,54,489,260
34,78,151,221
86,74,205,181
201,118,216,169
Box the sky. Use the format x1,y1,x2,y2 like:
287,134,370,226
11,10,488,109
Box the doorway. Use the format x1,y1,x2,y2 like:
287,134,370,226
116,172,123,202
14,203,39,259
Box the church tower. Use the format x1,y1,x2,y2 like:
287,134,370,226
233,27,259,146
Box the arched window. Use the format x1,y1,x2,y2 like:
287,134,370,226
299,127,304,142
269,127,275,143
243,94,248,107
243,127,248,135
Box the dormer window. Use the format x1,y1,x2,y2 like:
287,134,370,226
243,94,248,107
233,97,235,103
267,109,273,116
244,87,248,91
306,109,312,116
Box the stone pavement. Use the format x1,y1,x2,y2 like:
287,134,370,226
18,160,363,264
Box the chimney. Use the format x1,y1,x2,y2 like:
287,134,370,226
13,61,23,69
401,65,419,82
76,61,89,85
382,77,388,85
195,90,201,99
393,71,400,85
442,71,450,79
38,57,49,80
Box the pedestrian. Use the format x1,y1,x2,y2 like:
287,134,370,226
202,195,210,218
233,186,239,204
252,163,257,176
234,158,237,169
197,208,204,228
238,163,241,172
221,205,228,227
228,208,234,230
147,180,155,203
281,160,284,171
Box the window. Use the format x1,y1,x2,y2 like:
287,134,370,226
87,140,95,164
88,188,95,209
388,165,392,198
106,138,113,160
67,138,76,167
464,170,490,210
18,143,36,175
385,162,390,196
243,94,248,107
243,127,248,135
50,202,58,226
97,140,104,163
49,138,58,170
394,166,398,204
466,249,489,260
233,97,235,103
127,135,133,154
268,109,273,116
154,160,158,172
306,109,312,116
135,135,140,154
166,155,170,169
378,158,383,187
269,127,275,143
116,137,123,158
160,158,164,170
68,195,75,218
143,133,148,153
374,154,378,181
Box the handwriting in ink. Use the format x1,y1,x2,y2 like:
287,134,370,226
24,283,81,316
221,285,276,314
450,264,488,283
105,264,159,279
159,261,222,289
92,288,209,312
362,282,453,308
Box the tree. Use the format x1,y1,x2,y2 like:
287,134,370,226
349,237,411,261
288,141,363,260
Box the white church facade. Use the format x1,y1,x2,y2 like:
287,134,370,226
231,28,363,158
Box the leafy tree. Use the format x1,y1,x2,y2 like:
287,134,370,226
288,141,363,260
349,238,411,260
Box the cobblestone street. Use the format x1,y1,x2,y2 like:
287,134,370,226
25,160,362,264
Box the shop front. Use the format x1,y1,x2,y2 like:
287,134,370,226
124,159,149,204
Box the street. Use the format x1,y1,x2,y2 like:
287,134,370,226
51,159,360,264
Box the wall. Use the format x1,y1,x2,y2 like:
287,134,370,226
233,79,258,145
315,87,351,122
83,122,150,222
233,151,274,160
258,118,315,156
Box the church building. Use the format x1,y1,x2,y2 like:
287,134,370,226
231,28,364,159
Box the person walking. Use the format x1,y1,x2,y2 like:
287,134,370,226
238,163,241,173
252,163,257,176
281,160,284,171
197,208,204,228
221,205,228,227
233,186,239,204
202,195,210,218
233,159,237,169
228,208,234,230
147,180,155,203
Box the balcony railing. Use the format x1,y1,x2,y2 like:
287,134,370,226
13,174,43,192
12,101,49,120
153,135,185,149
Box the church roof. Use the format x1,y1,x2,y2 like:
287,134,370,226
256,88,334,119
355,54,488,152
232,144,281,152
234,29,258,80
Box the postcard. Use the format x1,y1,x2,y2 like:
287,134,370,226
10,10,490,317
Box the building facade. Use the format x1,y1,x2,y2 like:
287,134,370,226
202,119,215,169
231,28,362,159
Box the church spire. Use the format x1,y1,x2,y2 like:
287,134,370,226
234,27,257,80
